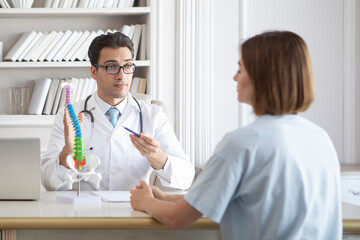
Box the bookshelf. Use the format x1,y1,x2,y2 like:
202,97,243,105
0,7,150,16
0,2,153,151
0,60,150,68
0,115,55,126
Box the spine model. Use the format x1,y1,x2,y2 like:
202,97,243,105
64,84,86,170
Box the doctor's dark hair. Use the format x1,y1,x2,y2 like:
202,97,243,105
241,31,314,115
88,32,134,66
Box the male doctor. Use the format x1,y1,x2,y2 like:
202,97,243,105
41,32,195,191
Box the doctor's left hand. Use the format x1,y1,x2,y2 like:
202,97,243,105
130,133,168,170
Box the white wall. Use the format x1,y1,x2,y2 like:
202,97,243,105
356,1,360,162
247,0,345,161
211,0,241,148
158,0,359,164
157,0,241,157
153,0,176,126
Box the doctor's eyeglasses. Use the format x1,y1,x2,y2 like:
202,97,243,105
94,63,136,75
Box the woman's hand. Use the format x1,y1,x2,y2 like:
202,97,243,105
130,180,154,212
150,185,167,201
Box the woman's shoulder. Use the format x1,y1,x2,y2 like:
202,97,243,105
214,126,261,155
213,114,328,155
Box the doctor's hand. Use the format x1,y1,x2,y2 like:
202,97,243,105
130,133,168,170
130,180,154,212
59,111,84,168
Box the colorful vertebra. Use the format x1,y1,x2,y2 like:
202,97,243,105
64,84,86,170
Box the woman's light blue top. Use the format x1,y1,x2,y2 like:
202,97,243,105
185,114,342,240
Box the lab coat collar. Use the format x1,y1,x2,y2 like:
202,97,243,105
95,93,128,115
86,92,140,113
85,92,141,130
84,93,110,129
116,93,144,133
119,93,141,128
127,92,142,113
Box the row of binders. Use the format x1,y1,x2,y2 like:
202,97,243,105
4,24,146,62
28,77,97,115
27,76,147,115
0,0,33,8
0,0,138,8
44,0,134,8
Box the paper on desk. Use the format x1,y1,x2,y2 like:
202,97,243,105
341,179,360,206
92,191,131,202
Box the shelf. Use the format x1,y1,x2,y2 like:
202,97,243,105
0,7,150,17
0,3,153,142
0,60,150,68
0,115,56,127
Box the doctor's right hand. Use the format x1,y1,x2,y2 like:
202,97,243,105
59,111,84,168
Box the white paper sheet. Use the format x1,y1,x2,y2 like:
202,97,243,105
92,191,131,202
341,179,360,206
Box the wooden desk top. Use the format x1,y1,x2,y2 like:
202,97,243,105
1,191,360,234
341,164,360,234
0,191,219,230
341,164,360,175
343,202,360,234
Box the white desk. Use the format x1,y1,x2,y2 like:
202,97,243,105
342,164,360,236
0,191,220,240
2,191,359,239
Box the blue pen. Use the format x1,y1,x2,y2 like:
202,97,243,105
122,126,140,137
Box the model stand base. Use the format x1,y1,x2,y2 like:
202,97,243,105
56,192,101,207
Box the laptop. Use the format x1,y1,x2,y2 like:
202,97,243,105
0,138,41,200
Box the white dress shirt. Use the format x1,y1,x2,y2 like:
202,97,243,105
97,93,126,124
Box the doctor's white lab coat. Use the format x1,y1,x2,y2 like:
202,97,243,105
41,93,195,191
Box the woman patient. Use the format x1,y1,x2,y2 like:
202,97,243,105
130,31,342,240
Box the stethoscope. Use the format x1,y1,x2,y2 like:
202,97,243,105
80,94,143,151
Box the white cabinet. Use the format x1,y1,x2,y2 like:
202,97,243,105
0,3,152,152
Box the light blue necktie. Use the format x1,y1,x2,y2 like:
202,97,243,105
108,107,120,128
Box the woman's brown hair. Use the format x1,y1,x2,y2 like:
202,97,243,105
241,31,314,115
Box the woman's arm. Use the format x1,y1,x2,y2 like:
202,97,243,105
130,180,203,230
